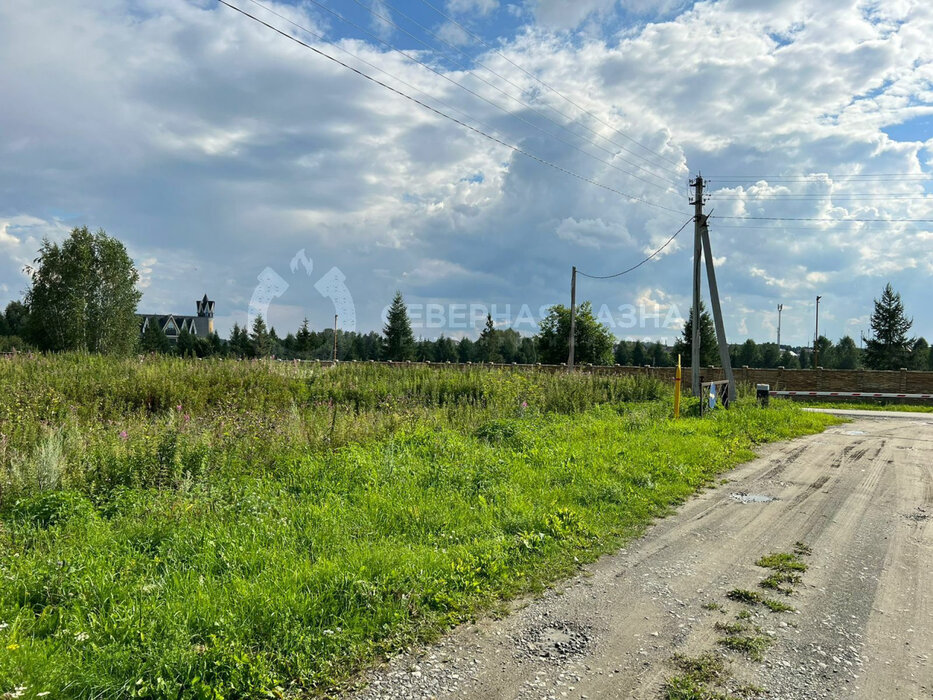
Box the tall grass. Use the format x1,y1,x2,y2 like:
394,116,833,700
0,356,835,698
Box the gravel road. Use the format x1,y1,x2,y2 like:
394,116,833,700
347,412,933,700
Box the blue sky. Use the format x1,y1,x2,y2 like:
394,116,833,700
1,0,931,348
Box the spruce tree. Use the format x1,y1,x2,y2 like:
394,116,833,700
673,301,718,366
250,314,272,358
382,291,415,361
864,283,913,370
140,319,171,353
477,313,502,363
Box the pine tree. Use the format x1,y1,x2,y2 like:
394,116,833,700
673,301,718,366
864,283,913,370
477,313,502,363
382,291,415,361
140,319,171,353
250,314,272,358
296,318,312,353
614,340,632,366
631,340,647,366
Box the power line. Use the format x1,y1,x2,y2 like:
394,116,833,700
708,195,932,201
715,214,933,223
707,174,933,181
576,216,694,279
216,0,689,216
294,0,676,193
413,0,684,172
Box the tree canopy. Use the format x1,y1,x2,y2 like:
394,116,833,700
24,226,141,354
673,301,718,367
536,301,614,365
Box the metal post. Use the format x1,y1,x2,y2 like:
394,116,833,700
333,314,338,362
700,220,736,403
568,266,577,370
777,303,783,350
690,176,703,396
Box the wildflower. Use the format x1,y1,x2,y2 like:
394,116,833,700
75,631,89,642
184,414,190,423
5,643,19,650
0,622,7,630
176,404,183,412
119,430,128,441
521,401,528,408
37,693,51,698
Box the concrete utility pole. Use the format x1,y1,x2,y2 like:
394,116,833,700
688,175,736,402
814,296,822,368
700,219,736,401
568,266,577,370
690,176,704,396
777,304,783,350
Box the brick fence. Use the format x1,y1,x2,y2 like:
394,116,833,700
313,360,933,394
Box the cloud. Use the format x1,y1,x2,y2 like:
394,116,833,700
0,0,931,349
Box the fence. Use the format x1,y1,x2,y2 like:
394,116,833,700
303,360,933,394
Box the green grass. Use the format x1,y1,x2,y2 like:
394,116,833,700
0,356,838,698
755,552,807,573
798,401,933,413
726,589,762,605
717,634,772,661
664,653,734,700
762,598,795,613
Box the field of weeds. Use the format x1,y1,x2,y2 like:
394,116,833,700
0,356,836,698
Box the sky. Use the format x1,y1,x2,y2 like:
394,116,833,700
1,0,931,348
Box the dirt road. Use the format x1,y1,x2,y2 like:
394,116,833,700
350,413,933,700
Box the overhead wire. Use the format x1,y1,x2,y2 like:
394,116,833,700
576,216,694,279
290,0,677,192
216,0,690,216
414,0,684,171
714,214,933,223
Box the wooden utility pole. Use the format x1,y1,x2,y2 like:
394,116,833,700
690,176,704,396
333,314,338,362
568,266,577,370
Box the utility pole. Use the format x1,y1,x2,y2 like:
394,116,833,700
777,304,783,350
333,314,338,362
688,174,736,403
700,219,736,401
813,296,822,368
568,266,577,370
690,176,704,396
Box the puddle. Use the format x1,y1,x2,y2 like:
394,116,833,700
730,492,776,503
842,430,866,436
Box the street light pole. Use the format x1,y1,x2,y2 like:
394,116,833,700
814,296,822,369
777,303,783,350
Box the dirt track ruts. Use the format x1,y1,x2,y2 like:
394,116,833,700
348,413,933,700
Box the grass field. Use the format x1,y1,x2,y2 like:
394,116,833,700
0,357,837,699
797,400,933,413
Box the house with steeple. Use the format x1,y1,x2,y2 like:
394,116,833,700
139,294,215,343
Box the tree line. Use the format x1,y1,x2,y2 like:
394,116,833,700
2,226,930,372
